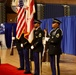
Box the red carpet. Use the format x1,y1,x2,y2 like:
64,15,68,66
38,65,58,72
0,64,32,75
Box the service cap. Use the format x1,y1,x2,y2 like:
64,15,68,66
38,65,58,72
34,20,42,24
52,18,62,25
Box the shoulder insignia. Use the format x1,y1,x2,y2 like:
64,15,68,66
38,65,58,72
56,33,60,38
39,33,42,37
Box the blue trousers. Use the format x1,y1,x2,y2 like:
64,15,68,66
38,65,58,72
49,55,60,75
33,52,42,75
18,48,30,72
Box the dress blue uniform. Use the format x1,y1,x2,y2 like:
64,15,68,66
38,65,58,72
15,34,31,74
31,20,44,75
48,19,63,75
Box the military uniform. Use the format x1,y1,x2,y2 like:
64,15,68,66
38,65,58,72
48,19,63,75
15,38,24,69
31,20,44,75
15,34,31,74
48,28,62,55
31,28,44,52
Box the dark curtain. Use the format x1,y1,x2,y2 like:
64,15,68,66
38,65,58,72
12,23,16,37
44,4,64,19
5,23,16,48
40,16,76,55
12,23,17,46
5,23,12,48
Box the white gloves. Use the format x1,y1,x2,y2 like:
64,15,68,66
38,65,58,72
21,43,23,47
45,37,49,41
31,45,34,49
12,37,15,40
43,40,46,44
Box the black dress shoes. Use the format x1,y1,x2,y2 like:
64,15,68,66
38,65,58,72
24,71,31,74
17,67,24,70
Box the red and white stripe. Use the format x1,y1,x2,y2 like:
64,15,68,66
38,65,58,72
25,0,35,42
16,6,27,39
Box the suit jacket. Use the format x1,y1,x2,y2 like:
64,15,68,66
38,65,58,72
48,27,63,55
31,27,44,52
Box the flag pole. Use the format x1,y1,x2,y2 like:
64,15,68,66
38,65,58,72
10,28,15,55
39,52,42,75
10,38,14,55
29,49,32,71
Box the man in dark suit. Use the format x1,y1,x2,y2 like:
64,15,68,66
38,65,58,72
31,20,44,75
47,18,63,75
15,33,31,74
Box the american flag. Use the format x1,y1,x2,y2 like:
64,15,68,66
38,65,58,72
16,0,27,39
16,0,35,40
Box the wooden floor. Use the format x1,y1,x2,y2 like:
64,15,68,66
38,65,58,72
0,48,76,75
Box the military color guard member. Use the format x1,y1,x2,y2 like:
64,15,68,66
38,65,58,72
31,20,44,75
46,18,63,75
15,33,31,74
